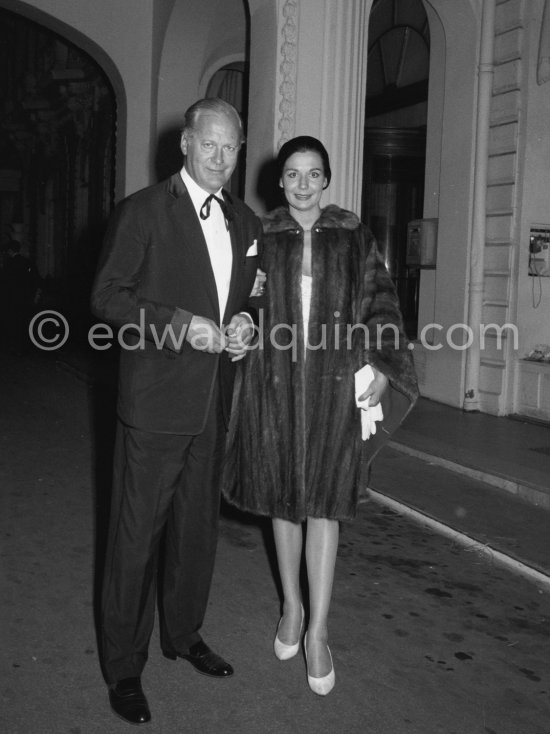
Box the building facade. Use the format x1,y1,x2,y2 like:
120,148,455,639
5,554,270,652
2,0,550,421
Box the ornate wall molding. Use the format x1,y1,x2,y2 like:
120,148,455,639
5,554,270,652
276,0,298,149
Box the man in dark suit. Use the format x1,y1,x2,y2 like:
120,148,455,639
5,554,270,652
91,98,262,725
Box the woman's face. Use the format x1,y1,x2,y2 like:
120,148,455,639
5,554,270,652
280,150,327,218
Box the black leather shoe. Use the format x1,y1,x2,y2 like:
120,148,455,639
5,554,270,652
109,677,151,724
170,640,234,677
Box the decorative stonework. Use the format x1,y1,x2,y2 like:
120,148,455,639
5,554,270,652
276,0,298,149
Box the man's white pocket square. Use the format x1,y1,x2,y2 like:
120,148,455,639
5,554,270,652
246,240,258,257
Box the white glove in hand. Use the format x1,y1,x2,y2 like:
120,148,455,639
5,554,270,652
354,364,384,441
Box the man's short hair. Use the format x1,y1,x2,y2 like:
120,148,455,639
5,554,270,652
181,98,245,145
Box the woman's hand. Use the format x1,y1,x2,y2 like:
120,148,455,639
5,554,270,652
224,313,255,362
358,365,388,406
249,268,266,297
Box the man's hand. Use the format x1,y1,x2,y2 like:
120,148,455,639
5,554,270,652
358,365,388,406
186,315,226,353
225,313,255,362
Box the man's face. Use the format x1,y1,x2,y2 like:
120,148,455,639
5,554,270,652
181,111,241,194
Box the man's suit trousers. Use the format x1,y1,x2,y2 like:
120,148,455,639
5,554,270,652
100,389,225,684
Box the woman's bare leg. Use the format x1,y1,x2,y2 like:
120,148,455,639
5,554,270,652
272,518,304,643
305,517,339,677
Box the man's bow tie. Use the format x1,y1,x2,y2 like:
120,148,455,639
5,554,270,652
200,194,233,223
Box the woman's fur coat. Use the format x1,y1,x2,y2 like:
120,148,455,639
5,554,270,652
222,205,418,522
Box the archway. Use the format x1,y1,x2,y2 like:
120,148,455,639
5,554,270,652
154,0,249,188
0,6,118,336
363,0,430,339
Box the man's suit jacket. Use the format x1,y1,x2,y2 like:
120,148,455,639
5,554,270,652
91,173,261,435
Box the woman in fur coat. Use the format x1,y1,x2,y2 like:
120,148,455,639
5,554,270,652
223,136,418,696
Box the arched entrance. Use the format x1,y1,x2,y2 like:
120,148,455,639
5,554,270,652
363,0,430,339
155,0,249,192
0,6,117,334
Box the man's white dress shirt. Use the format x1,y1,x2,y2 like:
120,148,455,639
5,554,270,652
181,168,232,324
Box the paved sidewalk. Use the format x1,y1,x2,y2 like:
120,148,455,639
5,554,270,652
3,351,550,734
370,398,550,581
392,397,550,507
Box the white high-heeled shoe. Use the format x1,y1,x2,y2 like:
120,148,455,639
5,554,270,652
304,632,335,696
273,605,304,660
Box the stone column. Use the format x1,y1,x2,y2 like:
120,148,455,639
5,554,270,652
247,0,370,214
276,0,370,212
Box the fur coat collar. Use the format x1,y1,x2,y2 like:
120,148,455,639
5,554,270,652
262,204,360,233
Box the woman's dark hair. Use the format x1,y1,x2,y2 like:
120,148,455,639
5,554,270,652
276,135,331,188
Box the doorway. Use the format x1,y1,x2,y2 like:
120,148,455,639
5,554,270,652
0,7,116,335
362,0,430,339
